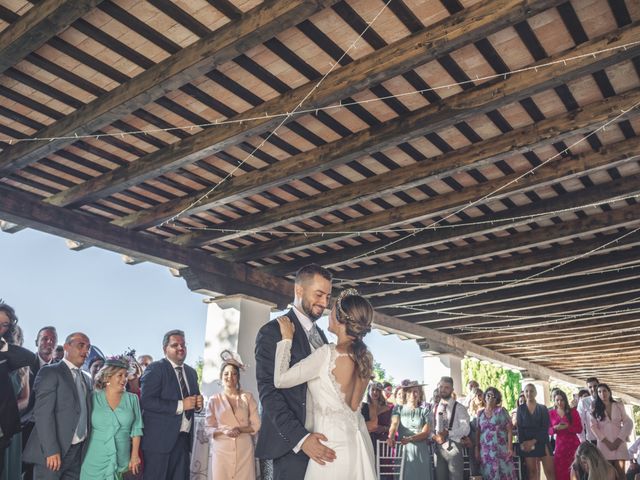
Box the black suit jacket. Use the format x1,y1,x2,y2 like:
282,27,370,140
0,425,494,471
140,358,200,454
0,344,36,441
21,354,44,424
23,361,92,465
254,309,328,460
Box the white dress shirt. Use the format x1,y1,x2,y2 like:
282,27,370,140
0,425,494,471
434,399,471,442
577,395,596,442
167,358,192,433
61,358,88,444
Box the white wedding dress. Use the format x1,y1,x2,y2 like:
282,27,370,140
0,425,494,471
274,340,377,480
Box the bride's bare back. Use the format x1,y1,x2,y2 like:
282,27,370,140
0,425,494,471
333,345,369,412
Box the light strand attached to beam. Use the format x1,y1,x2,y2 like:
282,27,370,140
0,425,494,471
1,41,637,147
334,261,640,288
339,223,640,311
344,98,640,263
157,0,395,228
179,192,640,234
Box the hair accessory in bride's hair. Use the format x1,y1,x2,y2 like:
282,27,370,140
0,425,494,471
336,288,359,322
220,350,247,370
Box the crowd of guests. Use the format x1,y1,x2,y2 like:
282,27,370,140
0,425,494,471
359,375,638,480
1,289,639,480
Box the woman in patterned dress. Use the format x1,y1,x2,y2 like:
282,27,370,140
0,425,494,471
475,387,517,480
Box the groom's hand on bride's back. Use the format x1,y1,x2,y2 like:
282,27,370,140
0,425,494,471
302,432,337,465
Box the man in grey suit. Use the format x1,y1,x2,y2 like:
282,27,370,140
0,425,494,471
24,332,92,480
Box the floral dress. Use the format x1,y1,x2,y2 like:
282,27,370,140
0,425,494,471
477,407,517,480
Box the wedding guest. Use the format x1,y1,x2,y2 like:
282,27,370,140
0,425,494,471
387,381,432,480
140,330,202,480
21,325,57,480
475,387,517,480
589,383,633,479
577,378,600,445
394,385,405,407
626,436,640,480
431,387,441,407
80,357,143,479
517,383,555,480
137,355,153,372
462,380,480,408
23,332,92,480
467,387,485,477
570,441,616,480
382,382,393,403
206,351,260,480
53,345,64,363
432,376,470,480
126,358,144,396
0,306,36,477
88,356,105,384
362,382,391,448
549,390,582,480
1,323,30,480
468,388,486,418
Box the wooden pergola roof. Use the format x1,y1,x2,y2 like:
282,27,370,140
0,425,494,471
1,0,639,397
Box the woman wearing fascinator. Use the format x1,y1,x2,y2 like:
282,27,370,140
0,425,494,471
205,350,261,480
80,355,143,480
274,289,377,479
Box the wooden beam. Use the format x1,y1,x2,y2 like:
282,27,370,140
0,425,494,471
262,173,640,275
115,27,636,232
172,25,640,248
382,279,640,322
0,0,104,75
40,0,569,208
357,233,640,297
0,185,293,307
372,310,640,404
219,135,640,261
371,266,640,314
337,203,640,282
0,0,337,176
0,220,25,233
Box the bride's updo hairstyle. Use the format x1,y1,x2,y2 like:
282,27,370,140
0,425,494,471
336,289,373,379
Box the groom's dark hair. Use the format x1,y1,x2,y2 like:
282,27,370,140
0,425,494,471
295,264,332,285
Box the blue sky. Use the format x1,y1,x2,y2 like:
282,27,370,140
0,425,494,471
0,228,422,383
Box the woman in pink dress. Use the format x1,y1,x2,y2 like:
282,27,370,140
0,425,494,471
206,352,261,480
549,390,582,480
588,383,632,480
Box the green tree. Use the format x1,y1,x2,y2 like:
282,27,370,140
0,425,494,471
462,358,522,411
195,357,204,386
634,405,640,436
372,361,394,384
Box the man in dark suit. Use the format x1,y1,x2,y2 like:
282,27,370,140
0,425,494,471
140,329,203,480
21,326,58,480
23,332,92,480
255,264,337,480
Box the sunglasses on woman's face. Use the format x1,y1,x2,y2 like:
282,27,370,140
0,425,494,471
485,393,496,399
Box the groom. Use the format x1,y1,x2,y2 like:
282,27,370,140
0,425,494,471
255,264,337,479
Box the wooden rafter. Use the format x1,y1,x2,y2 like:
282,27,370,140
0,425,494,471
0,0,338,176
40,0,567,210
0,0,104,75
175,25,640,248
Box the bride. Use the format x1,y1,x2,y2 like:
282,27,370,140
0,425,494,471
274,289,377,479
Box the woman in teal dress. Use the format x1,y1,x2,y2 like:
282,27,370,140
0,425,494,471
387,381,433,480
81,357,143,480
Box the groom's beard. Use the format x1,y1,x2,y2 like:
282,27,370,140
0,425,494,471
301,297,322,321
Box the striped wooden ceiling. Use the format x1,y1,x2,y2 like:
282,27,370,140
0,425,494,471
1,0,639,396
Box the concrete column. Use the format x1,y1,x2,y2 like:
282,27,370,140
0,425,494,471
624,403,636,443
521,377,551,407
422,352,464,399
201,294,275,398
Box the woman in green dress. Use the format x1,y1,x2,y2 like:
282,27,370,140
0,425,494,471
387,382,433,480
80,356,143,480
